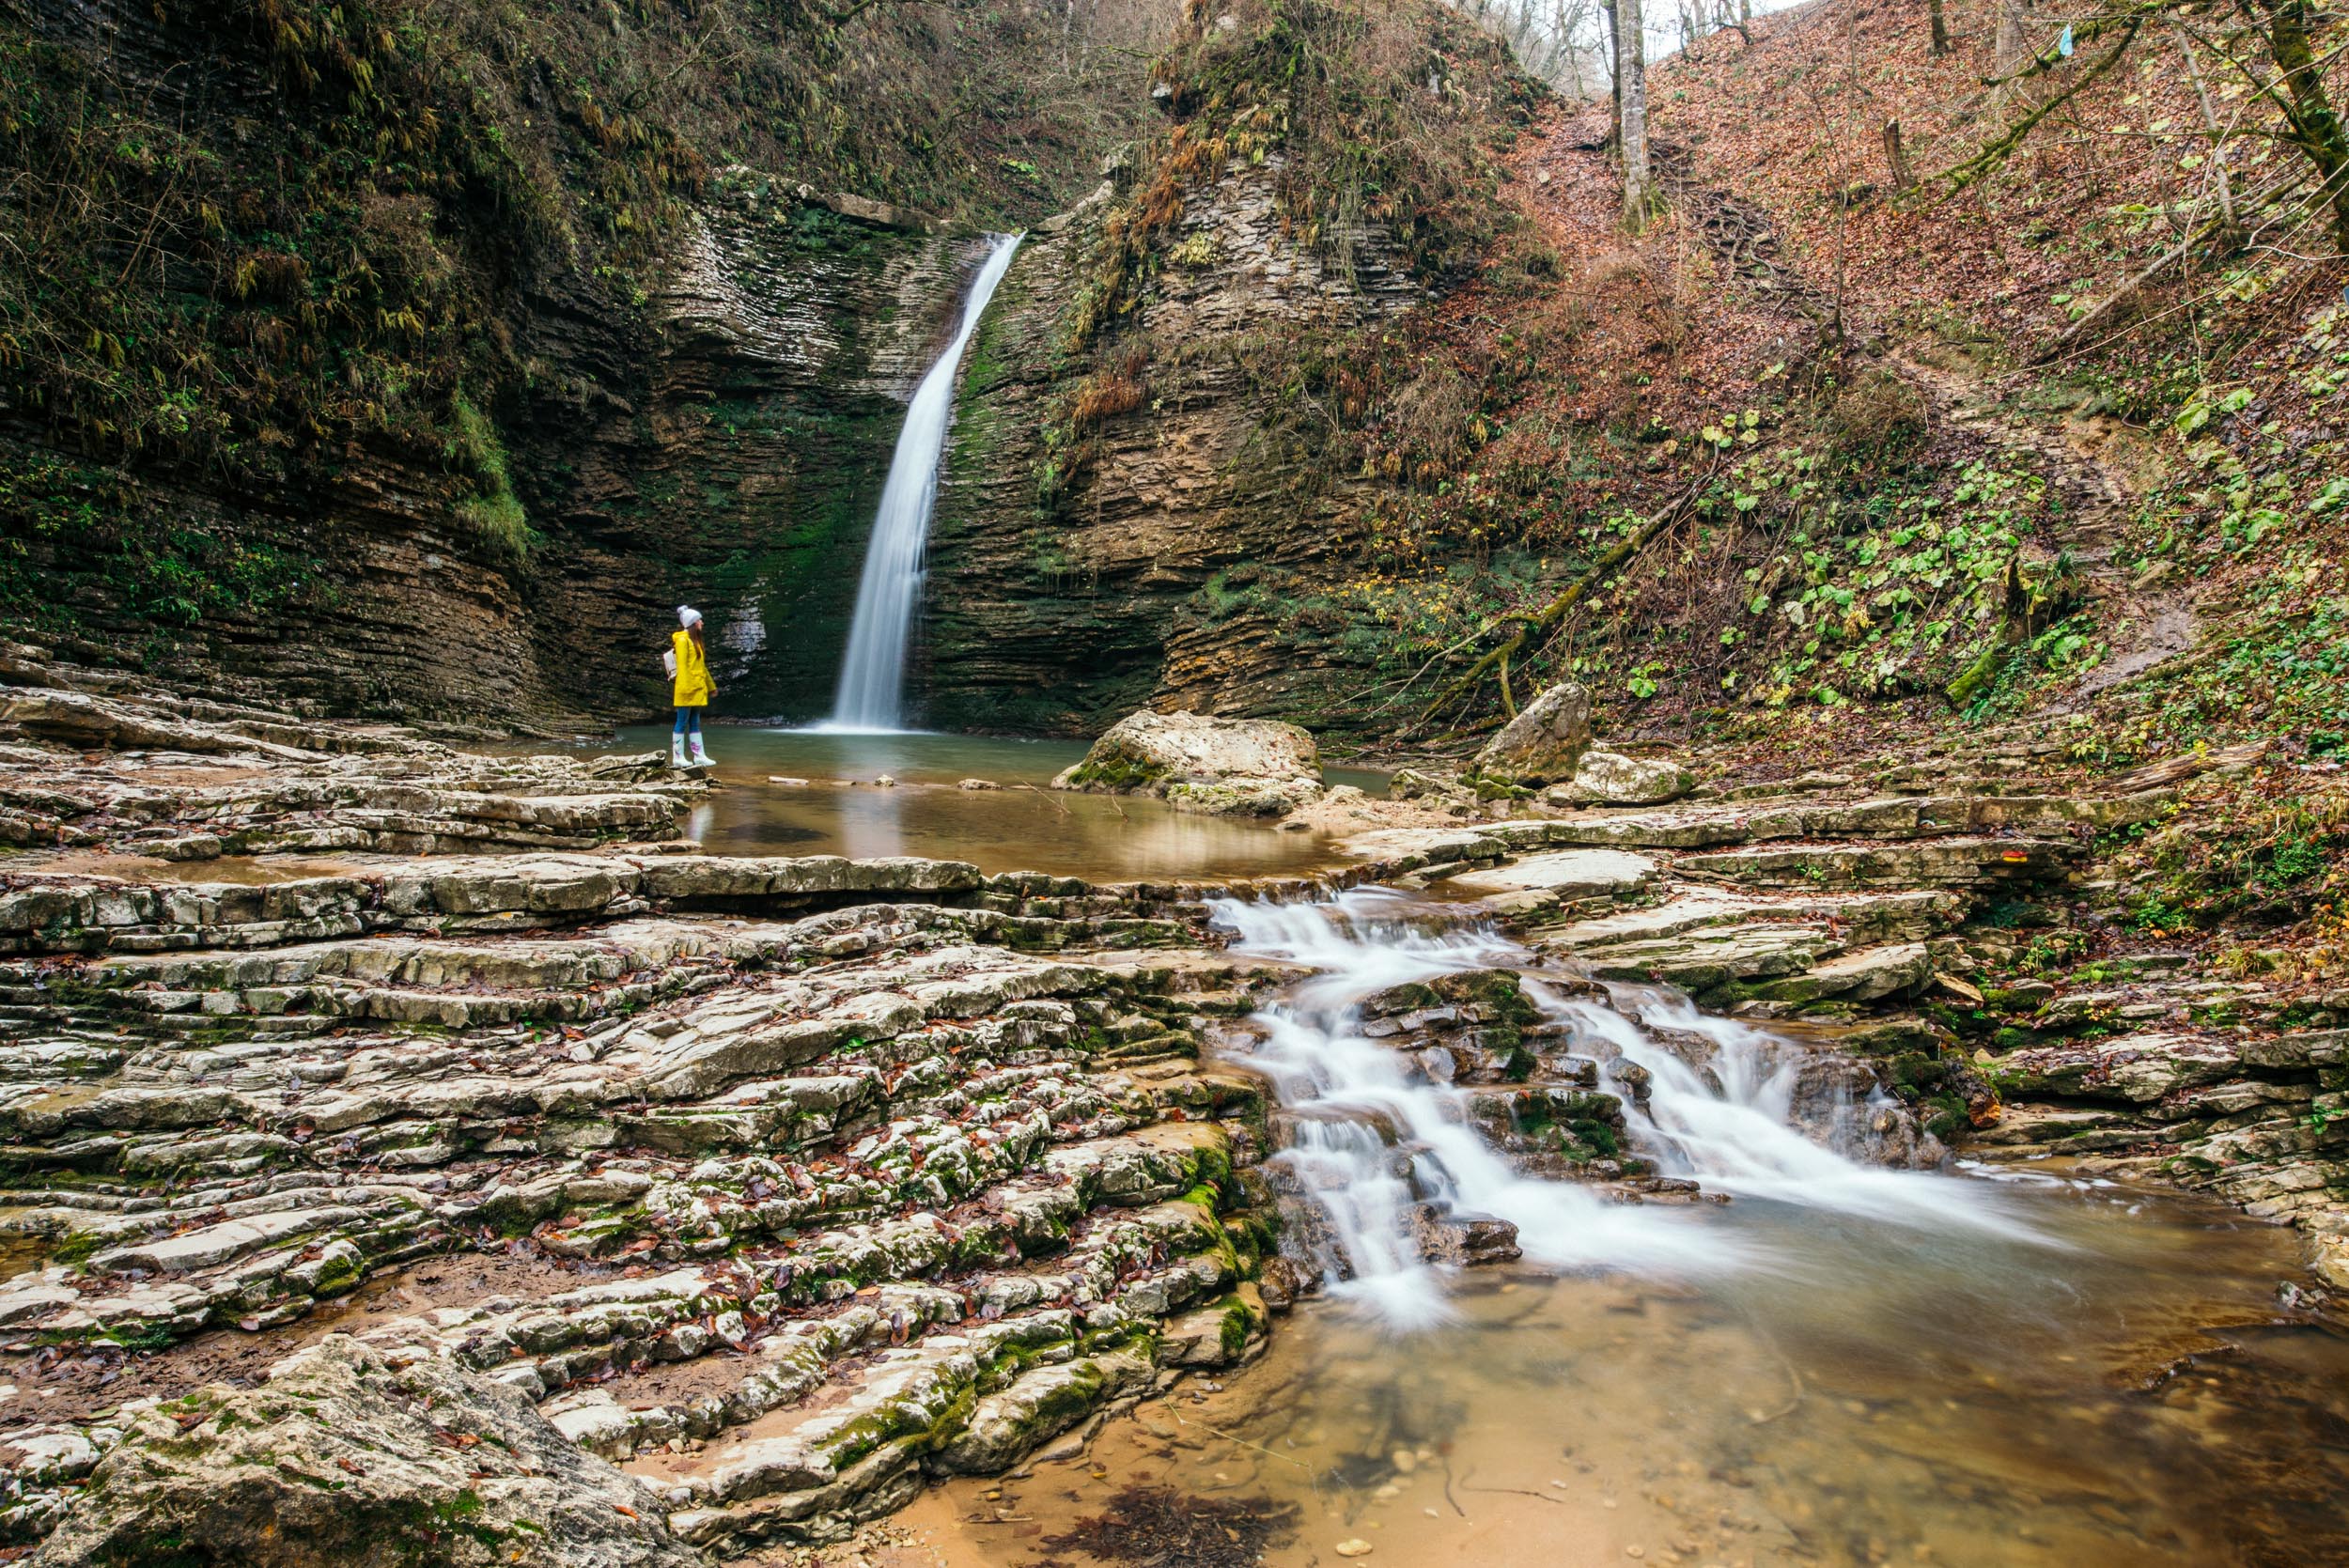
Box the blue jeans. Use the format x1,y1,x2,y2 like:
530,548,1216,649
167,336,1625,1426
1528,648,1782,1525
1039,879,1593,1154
673,707,704,737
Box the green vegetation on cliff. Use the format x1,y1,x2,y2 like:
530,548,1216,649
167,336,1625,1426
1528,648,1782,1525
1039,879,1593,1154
0,0,1165,675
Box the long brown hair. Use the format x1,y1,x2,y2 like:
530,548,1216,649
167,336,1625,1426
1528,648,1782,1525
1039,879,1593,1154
685,619,706,655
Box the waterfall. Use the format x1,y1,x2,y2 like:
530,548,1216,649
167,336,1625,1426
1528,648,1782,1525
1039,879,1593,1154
1210,889,2029,1329
826,233,1023,732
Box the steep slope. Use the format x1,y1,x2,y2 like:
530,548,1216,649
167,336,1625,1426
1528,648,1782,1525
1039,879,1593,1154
0,0,1174,725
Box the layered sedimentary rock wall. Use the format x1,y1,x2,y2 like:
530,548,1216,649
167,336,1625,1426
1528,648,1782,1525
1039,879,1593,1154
4,197,975,730
514,194,988,724
1,0,1182,732
920,155,1423,736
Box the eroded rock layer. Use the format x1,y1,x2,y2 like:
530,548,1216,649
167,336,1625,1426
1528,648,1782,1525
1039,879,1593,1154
3,674,2344,1559
0,847,1287,1550
0,660,696,862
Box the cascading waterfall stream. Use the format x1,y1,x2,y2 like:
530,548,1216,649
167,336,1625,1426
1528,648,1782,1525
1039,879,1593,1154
1548,988,2048,1239
825,233,1023,732
1211,889,2035,1330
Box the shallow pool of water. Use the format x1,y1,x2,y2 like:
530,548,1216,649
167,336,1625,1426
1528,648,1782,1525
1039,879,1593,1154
902,890,2349,1567
599,725,1386,881
909,1172,2346,1567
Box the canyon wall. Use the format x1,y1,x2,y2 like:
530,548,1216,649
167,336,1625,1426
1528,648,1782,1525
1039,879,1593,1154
511,194,986,725
2,201,971,729
3,0,1521,738
0,0,1174,730
919,155,1422,736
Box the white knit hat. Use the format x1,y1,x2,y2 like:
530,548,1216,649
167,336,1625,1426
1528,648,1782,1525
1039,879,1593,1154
677,605,703,628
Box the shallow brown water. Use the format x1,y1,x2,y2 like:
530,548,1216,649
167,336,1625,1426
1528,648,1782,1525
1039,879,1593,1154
16,729,1385,887
906,1172,2349,1567
606,725,1385,881
9,850,380,886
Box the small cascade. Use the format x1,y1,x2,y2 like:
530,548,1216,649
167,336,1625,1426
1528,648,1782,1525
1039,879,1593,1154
826,233,1022,732
1212,892,1740,1327
1211,889,2030,1329
1547,990,2025,1235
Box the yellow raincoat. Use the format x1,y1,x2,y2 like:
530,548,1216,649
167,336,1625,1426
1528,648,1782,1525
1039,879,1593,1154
671,629,712,707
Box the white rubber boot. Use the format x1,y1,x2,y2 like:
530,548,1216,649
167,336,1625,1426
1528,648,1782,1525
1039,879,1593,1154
688,735,712,768
670,736,689,769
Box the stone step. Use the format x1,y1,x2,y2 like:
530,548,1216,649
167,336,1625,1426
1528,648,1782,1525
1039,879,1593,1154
1676,834,2084,890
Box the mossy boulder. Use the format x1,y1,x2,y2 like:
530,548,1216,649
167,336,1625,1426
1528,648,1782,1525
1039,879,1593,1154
1052,709,1323,816
1469,680,1592,786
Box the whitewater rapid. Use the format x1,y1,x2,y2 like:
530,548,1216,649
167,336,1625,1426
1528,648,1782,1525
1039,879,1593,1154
1210,888,2032,1328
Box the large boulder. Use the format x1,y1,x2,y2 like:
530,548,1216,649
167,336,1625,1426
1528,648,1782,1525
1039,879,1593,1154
1051,709,1323,815
1469,682,1592,786
1545,749,1694,807
34,1335,699,1568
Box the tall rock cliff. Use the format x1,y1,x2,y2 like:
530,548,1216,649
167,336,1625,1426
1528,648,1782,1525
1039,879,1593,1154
0,0,1173,727
913,0,1535,735
513,191,997,724
921,153,1423,734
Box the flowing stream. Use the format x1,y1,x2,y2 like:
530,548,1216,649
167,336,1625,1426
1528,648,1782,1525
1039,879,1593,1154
828,233,1023,732
1209,889,2026,1327
899,887,2349,1566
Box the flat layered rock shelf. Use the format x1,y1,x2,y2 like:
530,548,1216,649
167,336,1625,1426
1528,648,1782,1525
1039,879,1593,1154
2,668,2343,1561
0,846,1313,1554
0,658,700,861
1346,772,2349,1279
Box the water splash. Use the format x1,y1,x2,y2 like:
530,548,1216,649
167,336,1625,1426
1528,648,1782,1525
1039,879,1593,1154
1211,888,2036,1329
1212,892,1744,1327
827,234,1023,732
1550,987,2040,1239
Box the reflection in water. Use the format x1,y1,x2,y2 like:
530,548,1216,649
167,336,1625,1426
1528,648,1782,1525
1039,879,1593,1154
599,725,1383,880
907,889,2349,1568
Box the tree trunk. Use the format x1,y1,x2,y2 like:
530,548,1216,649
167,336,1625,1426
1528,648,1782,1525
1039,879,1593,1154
1602,0,1622,147
1619,0,1654,228
1927,0,1949,56
2170,23,2236,238
2257,0,2349,247
1884,118,1916,192
1994,0,2028,74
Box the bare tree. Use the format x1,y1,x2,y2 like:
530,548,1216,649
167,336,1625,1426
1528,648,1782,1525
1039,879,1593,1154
2171,20,2237,237
1994,0,2032,75
1962,0,2349,250
1459,0,1610,98
1619,0,1655,227
1603,0,1623,143
1928,0,1951,56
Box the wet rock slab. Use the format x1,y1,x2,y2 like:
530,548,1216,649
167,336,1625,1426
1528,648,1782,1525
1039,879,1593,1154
30,1335,700,1568
0,840,1289,1553
1,671,699,862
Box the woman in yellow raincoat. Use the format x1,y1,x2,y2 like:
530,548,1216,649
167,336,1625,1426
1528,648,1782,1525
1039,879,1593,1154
664,606,714,768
